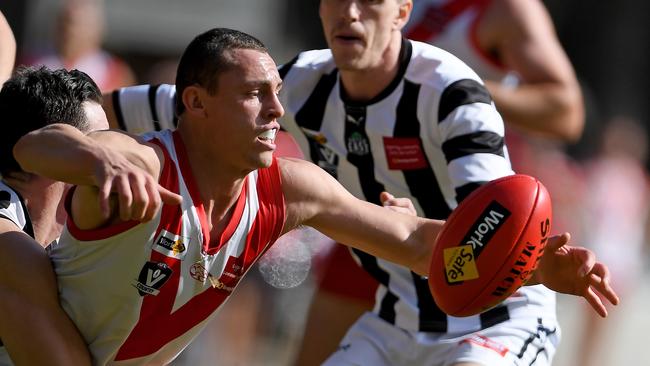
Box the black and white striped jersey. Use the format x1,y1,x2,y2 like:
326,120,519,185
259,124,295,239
0,180,34,364
109,39,555,334
279,39,555,333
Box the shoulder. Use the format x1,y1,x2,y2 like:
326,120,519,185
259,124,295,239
406,40,484,90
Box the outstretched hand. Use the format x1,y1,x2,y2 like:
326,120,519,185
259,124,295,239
534,232,620,317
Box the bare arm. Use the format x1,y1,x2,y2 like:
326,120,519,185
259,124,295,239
480,0,584,142
0,220,90,365
14,124,181,227
0,11,16,84
279,158,443,275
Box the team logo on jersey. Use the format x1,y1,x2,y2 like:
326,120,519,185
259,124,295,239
133,261,173,296
346,132,370,156
313,144,339,178
190,262,209,282
300,127,328,144
153,229,189,260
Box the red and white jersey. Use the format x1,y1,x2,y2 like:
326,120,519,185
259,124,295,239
49,129,286,365
405,0,517,84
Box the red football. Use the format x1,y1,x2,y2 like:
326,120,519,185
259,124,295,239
428,174,552,317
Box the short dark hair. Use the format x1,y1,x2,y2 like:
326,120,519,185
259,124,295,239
0,66,102,176
175,28,268,116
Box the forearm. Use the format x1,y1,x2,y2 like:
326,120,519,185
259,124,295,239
14,123,108,186
486,78,584,142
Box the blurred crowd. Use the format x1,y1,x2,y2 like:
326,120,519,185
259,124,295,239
1,0,648,365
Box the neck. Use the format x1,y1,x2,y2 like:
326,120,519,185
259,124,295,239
8,179,66,247
177,122,248,229
339,34,404,102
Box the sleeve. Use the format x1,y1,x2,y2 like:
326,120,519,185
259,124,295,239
112,84,177,134
434,78,514,202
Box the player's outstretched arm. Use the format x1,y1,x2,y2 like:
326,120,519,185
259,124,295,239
481,0,584,141
279,158,443,275
529,233,620,317
13,123,182,227
0,220,91,365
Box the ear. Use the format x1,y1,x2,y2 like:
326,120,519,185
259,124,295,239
395,0,413,31
181,85,207,118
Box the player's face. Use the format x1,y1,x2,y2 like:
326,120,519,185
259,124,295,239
320,0,408,71
205,49,283,170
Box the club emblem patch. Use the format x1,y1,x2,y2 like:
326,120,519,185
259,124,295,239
133,261,172,296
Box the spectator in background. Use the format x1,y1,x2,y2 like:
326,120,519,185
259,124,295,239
24,0,135,91
0,10,16,84
577,116,650,366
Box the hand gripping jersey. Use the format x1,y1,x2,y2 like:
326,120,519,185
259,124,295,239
0,182,33,366
49,130,286,365
405,0,517,84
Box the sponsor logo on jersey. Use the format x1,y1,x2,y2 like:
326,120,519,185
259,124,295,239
346,132,370,156
133,261,172,296
461,334,509,356
345,114,365,126
153,229,189,260
383,137,428,170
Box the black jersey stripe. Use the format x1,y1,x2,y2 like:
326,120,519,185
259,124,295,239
394,79,452,220
352,248,398,324
479,304,510,329
278,55,299,80
411,272,448,332
441,131,504,162
294,69,339,169
112,90,127,131
438,79,492,122
455,181,486,202
148,84,162,131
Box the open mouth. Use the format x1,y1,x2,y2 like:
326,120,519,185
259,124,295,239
258,128,277,143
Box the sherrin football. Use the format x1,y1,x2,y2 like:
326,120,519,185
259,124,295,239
428,174,552,317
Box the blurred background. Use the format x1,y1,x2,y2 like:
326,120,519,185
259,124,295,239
1,0,648,365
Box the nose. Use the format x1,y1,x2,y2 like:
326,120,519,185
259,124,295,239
266,92,284,120
342,0,360,22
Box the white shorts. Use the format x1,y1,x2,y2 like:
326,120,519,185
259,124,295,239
322,312,560,366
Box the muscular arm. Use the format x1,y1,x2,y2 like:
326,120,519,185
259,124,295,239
279,158,443,275
14,123,180,228
0,11,16,84
479,0,584,142
0,220,90,365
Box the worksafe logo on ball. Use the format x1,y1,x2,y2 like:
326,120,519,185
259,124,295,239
153,229,189,260
444,201,511,284
133,261,173,296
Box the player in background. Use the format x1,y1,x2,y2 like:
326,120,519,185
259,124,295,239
0,10,15,84
15,28,616,365
23,0,135,92
292,0,588,364
0,66,109,365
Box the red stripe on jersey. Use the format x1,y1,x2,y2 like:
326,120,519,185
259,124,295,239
115,154,286,361
405,0,488,42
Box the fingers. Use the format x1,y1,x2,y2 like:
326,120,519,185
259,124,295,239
588,264,620,306
583,286,608,318
159,185,183,206
97,179,112,219
546,232,571,252
380,191,417,216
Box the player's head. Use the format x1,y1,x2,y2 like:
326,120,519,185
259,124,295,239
319,0,412,71
0,66,107,177
175,27,269,116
